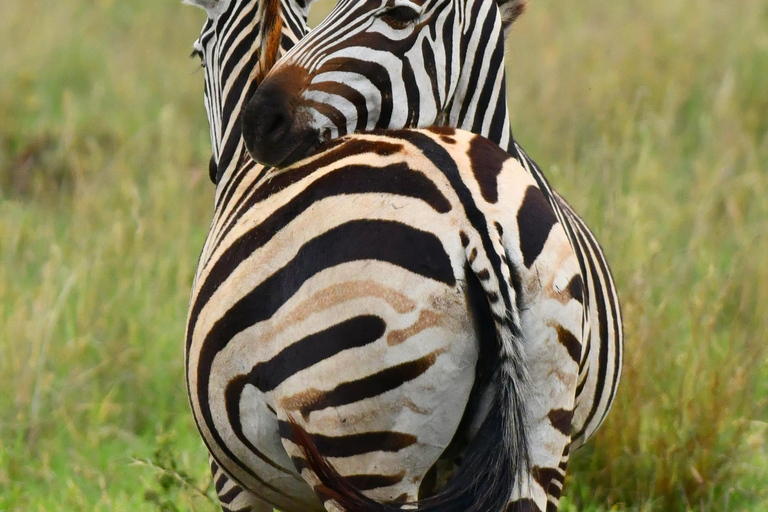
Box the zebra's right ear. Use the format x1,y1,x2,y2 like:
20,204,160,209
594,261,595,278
497,0,527,39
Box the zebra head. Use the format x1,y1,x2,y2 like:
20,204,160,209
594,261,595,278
186,0,312,183
241,0,526,167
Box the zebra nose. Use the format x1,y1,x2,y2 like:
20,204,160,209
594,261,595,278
241,85,296,167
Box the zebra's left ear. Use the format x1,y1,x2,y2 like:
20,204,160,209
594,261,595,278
184,0,233,19
497,0,527,39
183,0,219,9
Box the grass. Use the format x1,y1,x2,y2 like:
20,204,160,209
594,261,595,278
1,0,766,510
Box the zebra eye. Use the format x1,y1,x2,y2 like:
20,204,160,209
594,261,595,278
379,5,419,29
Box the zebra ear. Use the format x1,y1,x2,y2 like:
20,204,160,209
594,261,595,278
497,0,527,38
184,0,233,18
183,0,219,11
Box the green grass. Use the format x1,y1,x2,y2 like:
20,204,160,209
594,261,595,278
1,0,766,510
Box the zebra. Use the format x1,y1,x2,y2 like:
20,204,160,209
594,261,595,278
241,0,622,455
186,0,585,511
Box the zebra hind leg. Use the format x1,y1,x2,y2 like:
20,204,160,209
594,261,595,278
543,443,571,512
505,441,571,512
209,455,274,512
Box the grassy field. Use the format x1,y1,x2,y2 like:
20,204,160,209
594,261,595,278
1,0,766,510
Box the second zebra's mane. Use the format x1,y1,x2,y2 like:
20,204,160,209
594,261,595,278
257,0,284,83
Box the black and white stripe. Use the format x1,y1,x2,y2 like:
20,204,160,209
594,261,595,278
187,0,311,189
240,0,527,167
186,0,315,509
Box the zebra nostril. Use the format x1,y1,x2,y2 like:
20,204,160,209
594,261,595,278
242,90,291,159
241,88,307,167
240,68,322,167
265,108,291,143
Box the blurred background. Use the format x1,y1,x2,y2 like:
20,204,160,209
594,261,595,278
1,0,766,510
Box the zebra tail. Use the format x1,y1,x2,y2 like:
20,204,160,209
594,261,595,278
290,356,530,512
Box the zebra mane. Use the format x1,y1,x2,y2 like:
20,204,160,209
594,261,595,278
497,0,527,38
256,0,284,83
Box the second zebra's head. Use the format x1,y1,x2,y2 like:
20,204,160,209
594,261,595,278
185,0,312,183
242,0,526,167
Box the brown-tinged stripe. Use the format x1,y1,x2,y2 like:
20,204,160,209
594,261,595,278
281,349,445,419
555,325,581,364
517,186,557,268
387,309,441,346
193,221,454,487
279,421,417,457
467,134,510,203
188,162,451,357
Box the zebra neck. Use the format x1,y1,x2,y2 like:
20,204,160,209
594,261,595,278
213,138,250,205
502,128,516,154
446,28,516,153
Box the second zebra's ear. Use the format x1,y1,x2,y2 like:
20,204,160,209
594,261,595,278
497,0,527,38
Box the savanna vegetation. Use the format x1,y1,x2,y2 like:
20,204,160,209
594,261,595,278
1,0,766,510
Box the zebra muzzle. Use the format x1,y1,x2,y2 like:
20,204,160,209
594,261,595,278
241,68,319,168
